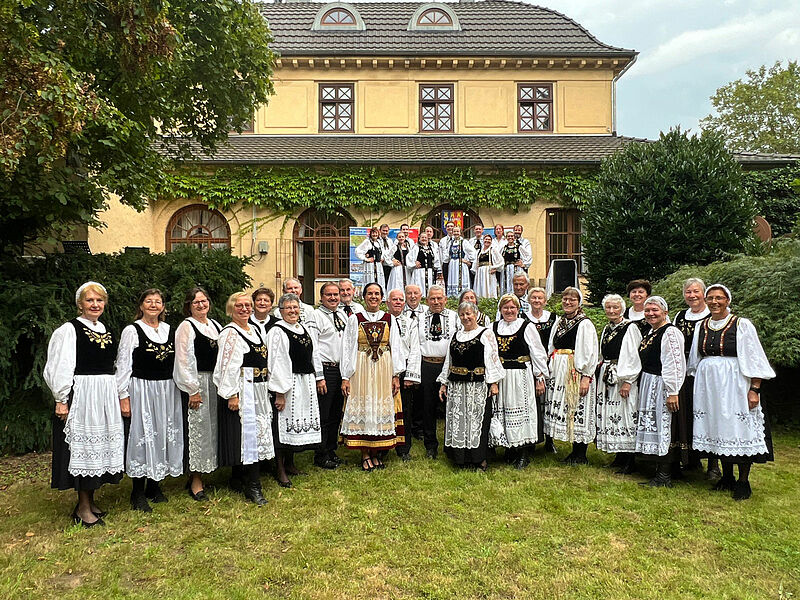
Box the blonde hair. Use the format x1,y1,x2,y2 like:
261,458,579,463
498,293,520,309
76,283,108,314
225,291,252,317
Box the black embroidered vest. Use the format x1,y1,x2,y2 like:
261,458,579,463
502,243,520,265
131,322,175,381
553,314,586,351
638,324,676,376
601,321,631,362
231,327,268,383
278,324,315,374
418,245,436,269
673,309,709,357
698,316,738,358
448,329,486,382
493,320,531,370
71,319,115,375
532,313,557,349
188,319,221,372
477,250,491,267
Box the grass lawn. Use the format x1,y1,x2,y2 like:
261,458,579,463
1,429,799,600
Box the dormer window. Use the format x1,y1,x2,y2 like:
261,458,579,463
321,8,355,26
417,8,452,27
312,3,366,31
408,4,461,31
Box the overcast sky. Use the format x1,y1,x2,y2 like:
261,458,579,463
538,0,800,139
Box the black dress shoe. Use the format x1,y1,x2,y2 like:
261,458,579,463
426,449,438,460
72,510,105,528
188,488,209,502
244,485,268,506
706,466,722,480
732,480,752,501
130,494,153,513
314,458,338,470
330,453,343,465
275,476,292,488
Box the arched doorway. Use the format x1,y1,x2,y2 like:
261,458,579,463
293,208,356,303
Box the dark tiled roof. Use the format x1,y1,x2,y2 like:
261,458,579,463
258,1,637,58
172,134,799,167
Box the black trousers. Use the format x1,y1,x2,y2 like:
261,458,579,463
397,374,418,456
420,359,444,452
442,261,449,283
315,364,344,460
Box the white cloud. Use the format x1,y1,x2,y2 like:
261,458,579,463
629,8,800,78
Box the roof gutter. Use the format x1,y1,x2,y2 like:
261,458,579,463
611,53,638,135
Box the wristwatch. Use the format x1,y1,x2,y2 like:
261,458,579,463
749,385,761,394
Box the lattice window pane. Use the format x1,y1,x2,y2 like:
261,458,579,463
439,104,451,117
438,118,450,130
535,86,551,99
421,87,436,100
422,118,436,131
321,87,337,100
319,84,354,132
437,87,451,100
518,83,552,132
419,84,454,133
519,86,534,101
338,87,352,100
322,117,337,130
339,117,351,130
339,104,351,117
418,8,452,26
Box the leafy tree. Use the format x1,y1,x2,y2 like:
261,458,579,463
0,0,274,252
700,61,800,154
582,128,756,299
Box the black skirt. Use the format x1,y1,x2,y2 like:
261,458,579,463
51,411,123,491
217,397,244,467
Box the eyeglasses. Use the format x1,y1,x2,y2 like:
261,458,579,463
192,299,209,305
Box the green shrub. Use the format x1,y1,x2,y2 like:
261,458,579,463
0,246,251,454
583,128,756,300
653,238,800,369
743,166,800,237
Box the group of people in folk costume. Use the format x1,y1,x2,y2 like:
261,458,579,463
355,222,532,299
45,271,774,526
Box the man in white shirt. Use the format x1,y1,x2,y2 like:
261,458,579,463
337,278,365,317
313,282,348,469
400,223,416,247
379,223,393,284
439,221,455,283
387,288,421,461
403,284,427,438
468,224,485,287
514,224,533,273
408,284,459,459
495,273,532,320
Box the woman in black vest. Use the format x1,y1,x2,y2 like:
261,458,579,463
595,294,640,474
44,282,125,526
213,292,275,505
174,286,222,501
117,289,184,512
266,293,322,488
688,284,775,500
618,296,686,487
437,301,504,470
490,294,549,468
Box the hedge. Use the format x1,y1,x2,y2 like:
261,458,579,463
0,246,251,454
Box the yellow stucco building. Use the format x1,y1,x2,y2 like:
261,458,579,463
87,0,787,303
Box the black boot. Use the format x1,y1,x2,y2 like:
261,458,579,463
615,453,637,475
544,436,557,454
712,462,736,491
706,457,722,480
640,462,672,487
563,442,588,465
243,465,267,506
670,461,685,482
130,477,152,512
607,453,626,469
145,478,168,503
732,462,752,501
513,447,530,470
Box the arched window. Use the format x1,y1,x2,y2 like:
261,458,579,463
321,8,355,26
166,204,231,252
293,209,356,295
408,4,461,31
312,3,366,31
417,8,452,27
423,205,483,242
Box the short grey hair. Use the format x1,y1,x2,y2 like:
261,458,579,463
282,277,302,293
427,284,446,297
404,284,421,295
338,278,354,287
388,289,405,301
682,277,706,293
601,294,625,310
458,301,478,315
277,293,301,309
512,272,529,284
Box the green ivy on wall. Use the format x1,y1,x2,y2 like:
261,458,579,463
162,166,597,224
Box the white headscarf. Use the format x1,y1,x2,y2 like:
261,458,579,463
705,283,732,303
75,281,107,303
644,295,669,312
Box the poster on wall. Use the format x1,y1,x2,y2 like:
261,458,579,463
440,210,464,233
349,226,419,296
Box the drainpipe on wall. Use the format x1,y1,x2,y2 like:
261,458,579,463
611,54,637,136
